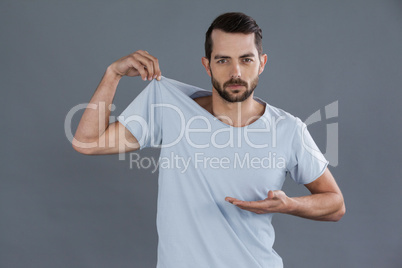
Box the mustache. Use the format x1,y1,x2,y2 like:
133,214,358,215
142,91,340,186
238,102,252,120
223,78,248,88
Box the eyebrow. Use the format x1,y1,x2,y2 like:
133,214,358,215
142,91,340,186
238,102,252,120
214,53,256,59
240,53,256,58
214,55,230,59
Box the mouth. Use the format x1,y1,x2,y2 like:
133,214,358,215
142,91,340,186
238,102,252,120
226,84,245,90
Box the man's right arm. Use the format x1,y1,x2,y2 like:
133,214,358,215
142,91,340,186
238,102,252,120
72,50,161,155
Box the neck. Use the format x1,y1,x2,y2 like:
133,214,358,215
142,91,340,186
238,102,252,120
211,90,265,127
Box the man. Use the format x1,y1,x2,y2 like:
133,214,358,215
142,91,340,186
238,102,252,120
73,12,345,268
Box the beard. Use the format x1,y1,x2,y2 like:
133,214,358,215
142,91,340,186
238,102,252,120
211,73,259,103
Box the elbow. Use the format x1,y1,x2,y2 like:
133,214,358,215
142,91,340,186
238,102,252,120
72,145,91,155
330,203,346,222
72,143,92,155
329,192,346,222
72,137,95,155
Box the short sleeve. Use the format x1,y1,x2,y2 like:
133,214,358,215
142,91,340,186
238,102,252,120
287,118,329,184
116,80,163,150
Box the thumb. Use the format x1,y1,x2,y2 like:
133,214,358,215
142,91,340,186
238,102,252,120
267,190,275,200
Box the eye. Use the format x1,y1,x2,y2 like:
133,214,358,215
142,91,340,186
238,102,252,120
217,59,228,64
243,58,253,63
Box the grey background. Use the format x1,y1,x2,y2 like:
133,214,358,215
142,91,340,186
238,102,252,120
1,0,401,267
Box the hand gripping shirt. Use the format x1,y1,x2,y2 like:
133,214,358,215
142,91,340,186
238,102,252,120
117,77,328,268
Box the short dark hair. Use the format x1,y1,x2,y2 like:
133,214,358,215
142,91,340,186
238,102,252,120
205,12,263,61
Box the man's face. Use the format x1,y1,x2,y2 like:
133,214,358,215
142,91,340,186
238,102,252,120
202,29,267,103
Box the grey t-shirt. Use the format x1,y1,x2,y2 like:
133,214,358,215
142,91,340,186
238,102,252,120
117,77,328,268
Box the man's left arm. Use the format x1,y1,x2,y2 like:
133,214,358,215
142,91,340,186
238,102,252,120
225,168,346,222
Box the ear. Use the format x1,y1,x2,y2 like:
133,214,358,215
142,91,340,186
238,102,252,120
258,54,268,75
202,57,212,77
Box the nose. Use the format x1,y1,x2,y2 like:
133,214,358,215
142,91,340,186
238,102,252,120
230,63,241,78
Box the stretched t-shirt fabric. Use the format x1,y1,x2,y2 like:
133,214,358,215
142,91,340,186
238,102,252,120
117,77,328,268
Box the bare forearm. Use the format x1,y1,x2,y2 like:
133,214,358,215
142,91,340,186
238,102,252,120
226,169,345,222
287,192,345,222
73,67,121,145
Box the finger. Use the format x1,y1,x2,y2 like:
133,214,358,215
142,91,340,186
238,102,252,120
234,204,264,214
136,50,160,80
143,51,162,80
267,190,275,200
225,197,240,203
233,200,264,209
133,52,155,80
127,57,149,81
